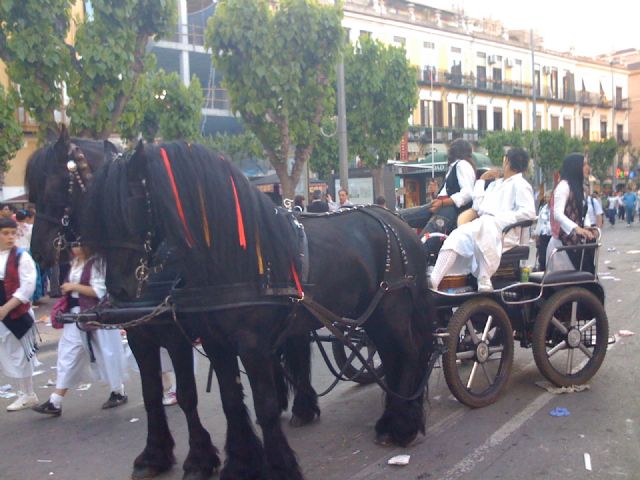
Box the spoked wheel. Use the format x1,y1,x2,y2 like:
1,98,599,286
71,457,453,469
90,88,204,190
532,287,608,387
442,298,514,408
331,328,384,385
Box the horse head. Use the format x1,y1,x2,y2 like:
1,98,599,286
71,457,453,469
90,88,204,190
26,125,116,269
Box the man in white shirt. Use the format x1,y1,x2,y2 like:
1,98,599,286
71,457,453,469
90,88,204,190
429,148,536,292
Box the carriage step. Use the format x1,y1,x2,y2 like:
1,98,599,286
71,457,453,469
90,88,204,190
434,329,450,338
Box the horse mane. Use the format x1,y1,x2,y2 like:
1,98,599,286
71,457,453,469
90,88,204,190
25,138,106,204
85,141,300,287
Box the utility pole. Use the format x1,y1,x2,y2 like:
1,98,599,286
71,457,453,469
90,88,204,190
337,59,349,191
530,29,540,186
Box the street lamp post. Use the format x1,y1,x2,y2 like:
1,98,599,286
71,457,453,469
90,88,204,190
611,60,618,179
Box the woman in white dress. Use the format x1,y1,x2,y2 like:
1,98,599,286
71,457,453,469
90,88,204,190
546,154,596,273
33,242,128,416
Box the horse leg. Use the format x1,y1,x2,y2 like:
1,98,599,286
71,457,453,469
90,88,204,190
127,330,176,479
202,339,266,480
165,334,220,480
281,334,319,427
367,306,429,447
241,348,304,480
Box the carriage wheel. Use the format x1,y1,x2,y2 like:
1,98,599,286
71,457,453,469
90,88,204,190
331,329,384,385
442,298,514,408
532,287,608,387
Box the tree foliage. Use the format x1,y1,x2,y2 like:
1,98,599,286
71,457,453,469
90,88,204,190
0,0,177,139
0,84,23,173
480,130,534,165
202,130,264,165
206,0,343,199
345,37,417,194
587,138,618,181
120,69,204,143
310,37,418,195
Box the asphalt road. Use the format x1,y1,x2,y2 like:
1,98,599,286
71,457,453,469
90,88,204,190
1,223,639,480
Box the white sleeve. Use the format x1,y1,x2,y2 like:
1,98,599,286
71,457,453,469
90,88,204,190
89,257,107,300
472,179,489,211
496,178,536,226
553,181,578,235
594,199,603,216
13,250,37,304
449,160,476,208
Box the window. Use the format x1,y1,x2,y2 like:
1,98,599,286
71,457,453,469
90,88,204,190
477,66,487,89
515,59,522,66
513,110,523,131
496,55,502,62
477,106,487,132
450,61,462,85
534,70,541,97
550,115,559,131
616,87,623,108
493,107,503,131
448,103,464,128
451,46,462,53
359,30,371,39
617,124,624,142
477,51,486,58
428,101,443,127
562,72,575,101
550,68,558,98
423,41,435,49
535,114,542,131
422,65,436,83
600,121,608,140
492,68,502,91
582,117,590,140
393,36,406,46
563,118,572,135
419,100,431,127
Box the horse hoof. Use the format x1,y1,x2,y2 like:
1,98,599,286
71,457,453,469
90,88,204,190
374,433,393,447
131,466,167,480
183,469,214,480
289,413,317,428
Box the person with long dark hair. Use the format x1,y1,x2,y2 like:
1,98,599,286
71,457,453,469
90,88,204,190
547,153,596,272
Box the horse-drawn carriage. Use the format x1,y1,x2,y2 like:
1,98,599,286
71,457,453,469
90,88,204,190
27,131,610,480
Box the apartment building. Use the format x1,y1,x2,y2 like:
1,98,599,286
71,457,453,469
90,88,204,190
340,0,630,164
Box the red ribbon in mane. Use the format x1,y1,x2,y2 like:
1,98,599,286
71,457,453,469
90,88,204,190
160,148,195,247
230,176,247,250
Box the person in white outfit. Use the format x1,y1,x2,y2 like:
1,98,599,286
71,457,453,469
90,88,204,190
33,241,128,416
430,148,536,292
0,217,39,411
546,154,596,272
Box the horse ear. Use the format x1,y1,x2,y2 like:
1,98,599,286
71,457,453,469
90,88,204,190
53,124,71,162
103,140,119,161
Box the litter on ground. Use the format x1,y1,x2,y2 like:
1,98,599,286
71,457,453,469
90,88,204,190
536,381,590,394
549,407,571,417
388,455,411,466
618,330,635,337
584,453,592,471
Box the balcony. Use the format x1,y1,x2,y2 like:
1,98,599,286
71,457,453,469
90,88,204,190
169,23,207,47
417,69,532,98
617,132,629,145
203,87,231,111
408,126,485,143
615,98,630,110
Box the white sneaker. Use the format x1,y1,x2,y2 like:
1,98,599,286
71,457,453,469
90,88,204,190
477,277,493,293
162,391,177,406
7,393,39,412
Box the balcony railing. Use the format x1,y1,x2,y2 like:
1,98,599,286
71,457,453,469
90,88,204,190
408,126,485,143
417,69,615,108
169,23,207,46
203,87,231,110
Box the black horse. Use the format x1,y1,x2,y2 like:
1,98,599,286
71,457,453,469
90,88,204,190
25,128,219,480
82,140,435,479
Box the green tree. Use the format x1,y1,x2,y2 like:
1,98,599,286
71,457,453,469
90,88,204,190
202,130,264,165
206,0,343,200
587,138,618,181
0,0,177,139
0,85,23,173
480,130,534,165
537,130,570,181
120,69,204,143
344,37,418,196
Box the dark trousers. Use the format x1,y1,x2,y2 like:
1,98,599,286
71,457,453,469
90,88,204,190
536,235,551,271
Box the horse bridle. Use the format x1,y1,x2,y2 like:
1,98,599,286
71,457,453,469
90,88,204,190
35,142,94,263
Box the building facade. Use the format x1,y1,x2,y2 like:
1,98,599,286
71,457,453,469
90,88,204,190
340,0,630,164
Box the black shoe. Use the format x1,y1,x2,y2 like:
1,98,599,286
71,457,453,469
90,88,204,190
102,392,128,409
32,400,62,417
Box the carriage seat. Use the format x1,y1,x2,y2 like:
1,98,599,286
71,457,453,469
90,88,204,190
528,270,595,285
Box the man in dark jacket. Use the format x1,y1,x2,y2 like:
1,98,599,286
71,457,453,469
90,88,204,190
307,190,330,213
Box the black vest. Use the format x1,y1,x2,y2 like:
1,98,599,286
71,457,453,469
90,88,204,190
444,160,472,212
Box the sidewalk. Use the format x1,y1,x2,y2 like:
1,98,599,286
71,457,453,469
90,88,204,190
32,296,63,353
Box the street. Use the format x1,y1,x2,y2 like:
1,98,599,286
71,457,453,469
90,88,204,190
2,224,640,480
